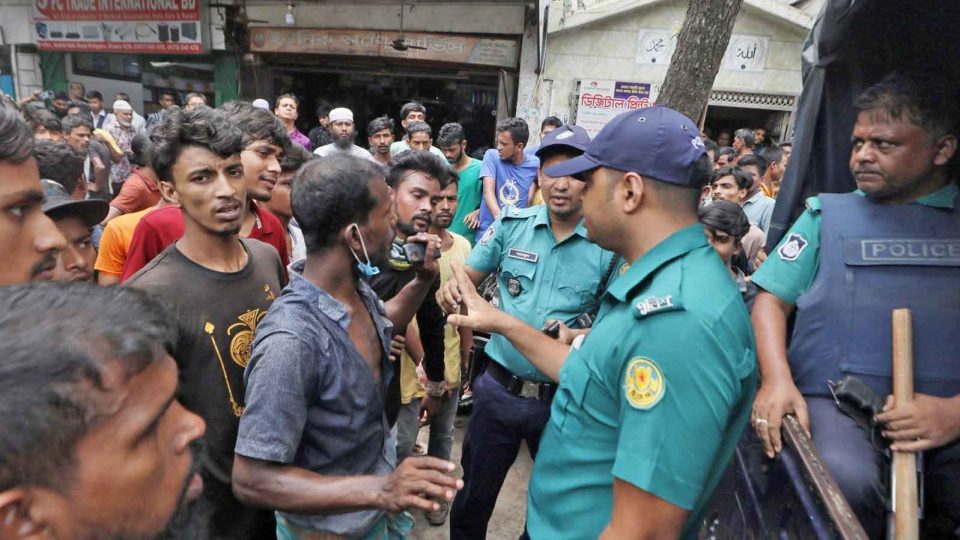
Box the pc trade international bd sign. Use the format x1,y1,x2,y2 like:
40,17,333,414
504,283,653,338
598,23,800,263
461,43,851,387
249,28,519,69
33,0,203,54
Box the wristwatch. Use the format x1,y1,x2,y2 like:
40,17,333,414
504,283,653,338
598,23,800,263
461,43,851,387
424,380,447,397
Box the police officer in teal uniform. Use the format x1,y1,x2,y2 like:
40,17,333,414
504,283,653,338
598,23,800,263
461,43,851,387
751,74,960,538
443,106,757,539
438,124,615,539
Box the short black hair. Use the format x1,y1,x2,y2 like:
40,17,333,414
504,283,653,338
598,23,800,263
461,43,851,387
0,101,35,164
734,128,755,147
280,143,313,173
150,108,246,183
129,133,153,168
158,90,177,101
699,200,750,242
26,109,62,135
62,114,93,135
779,140,792,150
293,156,383,252
737,153,768,178
855,72,959,144
436,123,466,148
218,100,290,150
315,102,331,119
757,145,784,166
85,90,103,101
386,150,451,190
496,117,530,146
712,165,753,190
367,115,395,136
33,140,84,194
0,282,177,492
67,101,90,115
718,146,736,161
406,121,431,137
540,116,563,132
53,91,69,102
400,101,427,123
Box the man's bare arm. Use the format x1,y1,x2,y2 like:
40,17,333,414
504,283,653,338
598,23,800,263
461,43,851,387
481,176,500,220
597,479,687,540
232,454,461,515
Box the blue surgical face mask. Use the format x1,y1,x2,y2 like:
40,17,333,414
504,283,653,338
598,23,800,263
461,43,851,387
348,223,380,277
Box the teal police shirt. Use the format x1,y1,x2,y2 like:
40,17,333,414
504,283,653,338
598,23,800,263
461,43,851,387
526,225,758,539
752,184,959,304
466,205,615,382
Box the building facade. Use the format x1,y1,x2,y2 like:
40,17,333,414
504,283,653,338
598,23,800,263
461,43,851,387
516,0,824,146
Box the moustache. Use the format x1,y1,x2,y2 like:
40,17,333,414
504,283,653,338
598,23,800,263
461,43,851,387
30,252,57,279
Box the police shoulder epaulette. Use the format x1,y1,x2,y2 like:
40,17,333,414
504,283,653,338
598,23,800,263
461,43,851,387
501,205,538,220
632,293,684,319
804,196,822,215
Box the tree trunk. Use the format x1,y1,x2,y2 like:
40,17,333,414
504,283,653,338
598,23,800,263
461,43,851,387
656,0,743,123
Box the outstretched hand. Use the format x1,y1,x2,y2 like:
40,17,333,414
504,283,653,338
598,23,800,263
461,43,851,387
445,262,505,334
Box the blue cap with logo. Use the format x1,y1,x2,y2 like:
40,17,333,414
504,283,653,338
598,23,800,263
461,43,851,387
545,106,707,186
535,123,591,158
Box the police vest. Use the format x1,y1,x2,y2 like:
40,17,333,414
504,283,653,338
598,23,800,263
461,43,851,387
789,192,960,398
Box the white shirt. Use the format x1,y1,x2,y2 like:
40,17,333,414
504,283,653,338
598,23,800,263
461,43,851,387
313,143,377,161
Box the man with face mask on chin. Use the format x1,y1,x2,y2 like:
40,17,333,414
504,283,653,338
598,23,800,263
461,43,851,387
314,107,378,161
233,155,461,539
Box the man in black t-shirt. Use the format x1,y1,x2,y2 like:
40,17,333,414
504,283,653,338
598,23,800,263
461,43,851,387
127,108,285,540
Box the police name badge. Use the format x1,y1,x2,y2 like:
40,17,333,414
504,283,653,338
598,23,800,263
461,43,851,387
479,226,495,246
778,233,808,262
624,357,665,410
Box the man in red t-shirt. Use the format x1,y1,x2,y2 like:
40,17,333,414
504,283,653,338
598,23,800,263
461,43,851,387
120,102,291,281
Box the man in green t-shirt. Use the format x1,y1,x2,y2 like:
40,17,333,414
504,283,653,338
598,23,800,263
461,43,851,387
437,122,483,245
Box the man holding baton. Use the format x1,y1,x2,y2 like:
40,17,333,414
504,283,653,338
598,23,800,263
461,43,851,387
750,73,960,538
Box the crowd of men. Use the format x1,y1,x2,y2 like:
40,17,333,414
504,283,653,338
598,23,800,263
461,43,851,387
0,69,957,540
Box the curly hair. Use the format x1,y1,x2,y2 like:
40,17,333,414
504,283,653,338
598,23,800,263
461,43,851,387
218,100,290,150
33,140,85,194
149,108,245,183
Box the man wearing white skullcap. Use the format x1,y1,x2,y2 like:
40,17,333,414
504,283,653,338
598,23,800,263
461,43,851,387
105,99,138,194
313,107,377,161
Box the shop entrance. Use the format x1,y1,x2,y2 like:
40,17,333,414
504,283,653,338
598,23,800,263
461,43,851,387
705,105,792,148
273,59,501,156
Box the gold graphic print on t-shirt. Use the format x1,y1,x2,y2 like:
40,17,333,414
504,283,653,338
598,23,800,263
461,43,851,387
204,307,268,417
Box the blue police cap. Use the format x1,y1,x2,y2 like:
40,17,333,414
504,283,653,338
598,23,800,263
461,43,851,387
535,124,591,158
545,106,707,187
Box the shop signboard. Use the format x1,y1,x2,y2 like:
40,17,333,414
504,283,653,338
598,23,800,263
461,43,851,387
575,79,653,136
33,0,204,54
248,28,519,69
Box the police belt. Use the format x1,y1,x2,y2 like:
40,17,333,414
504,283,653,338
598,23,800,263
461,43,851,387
486,359,556,401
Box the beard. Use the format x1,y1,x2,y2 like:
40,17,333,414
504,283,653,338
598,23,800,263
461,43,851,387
334,133,354,150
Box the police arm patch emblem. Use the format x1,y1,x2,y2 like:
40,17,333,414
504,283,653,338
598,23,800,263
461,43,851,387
479,226,495,246
624,357,665,410
777,233,808,262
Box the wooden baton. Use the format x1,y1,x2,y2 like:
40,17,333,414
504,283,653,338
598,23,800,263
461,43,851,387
892,308,919,540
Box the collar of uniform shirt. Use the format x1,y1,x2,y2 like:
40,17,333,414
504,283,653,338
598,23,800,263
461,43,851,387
852,182,958,210
605,224,708,302
529,205,590,239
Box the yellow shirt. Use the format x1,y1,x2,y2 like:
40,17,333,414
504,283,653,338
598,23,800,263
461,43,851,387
399,233,473,403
